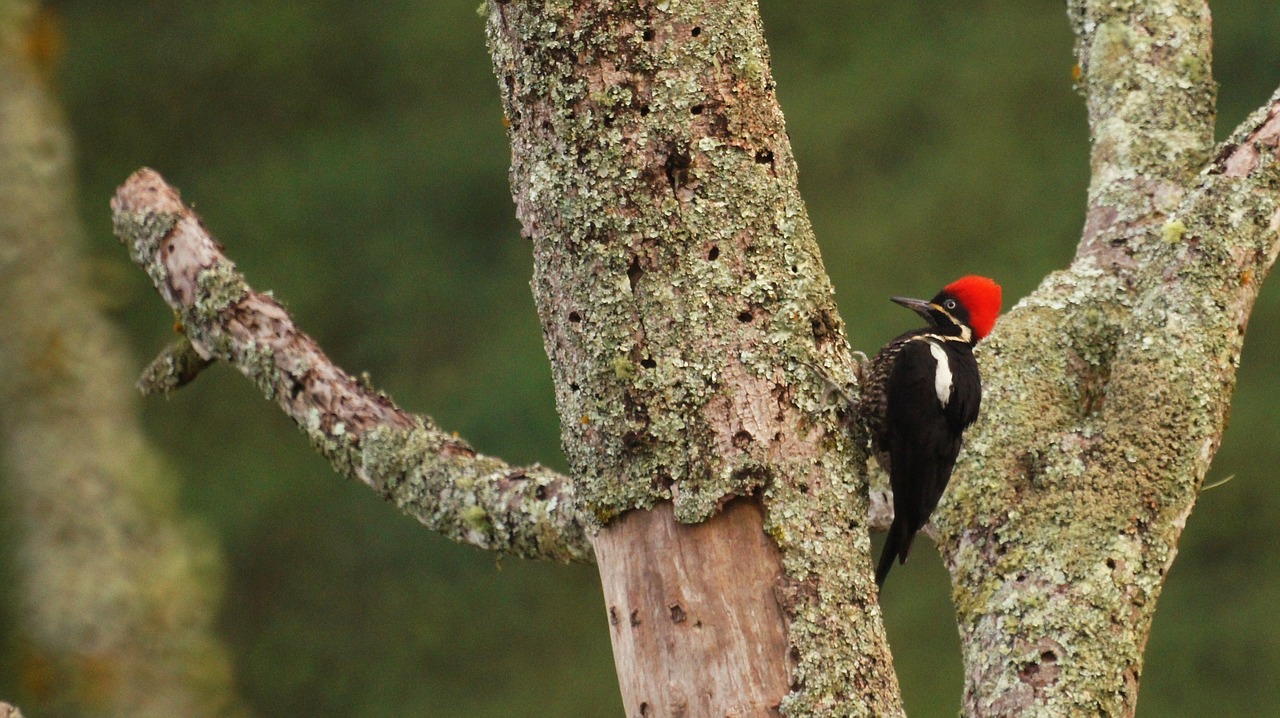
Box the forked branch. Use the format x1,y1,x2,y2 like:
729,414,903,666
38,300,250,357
111,168,592,563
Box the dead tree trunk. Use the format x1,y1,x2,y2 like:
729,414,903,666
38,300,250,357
110,0,1280,715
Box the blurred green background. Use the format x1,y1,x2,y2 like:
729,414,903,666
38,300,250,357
4,0,1279,715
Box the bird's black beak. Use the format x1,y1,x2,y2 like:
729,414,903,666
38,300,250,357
890,296,936,323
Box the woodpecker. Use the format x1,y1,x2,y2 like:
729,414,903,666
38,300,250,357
862,275,1002,587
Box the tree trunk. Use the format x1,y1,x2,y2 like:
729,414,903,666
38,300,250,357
485,0,902,712
107,0,1280,715
594,499,791,716
0,3,245,716
940,2,1280,714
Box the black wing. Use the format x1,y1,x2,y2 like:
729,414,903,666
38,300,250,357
876,340,969,585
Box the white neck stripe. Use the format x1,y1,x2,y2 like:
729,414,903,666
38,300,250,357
928,341,953,407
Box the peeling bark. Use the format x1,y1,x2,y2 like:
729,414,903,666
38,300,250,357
594,498,790,717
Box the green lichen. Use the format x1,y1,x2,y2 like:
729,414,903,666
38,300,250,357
460,505,491,535
1161,218,1187,243
136,336,213,396
193,265,249,317
937,94,1280,710
487,0,900,712
360,423,593,563
238,339,279,401
611,355,636,380
113,208,178,289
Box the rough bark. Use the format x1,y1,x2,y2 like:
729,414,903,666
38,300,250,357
938,2,1280,715
0,3,245,716
110,170,593,564
107,0,1280,716
485,0,899,713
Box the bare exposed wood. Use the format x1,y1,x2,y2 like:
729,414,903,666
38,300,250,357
594,499,790,717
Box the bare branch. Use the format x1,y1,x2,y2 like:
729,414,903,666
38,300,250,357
111,168,592,563
137,335,213,395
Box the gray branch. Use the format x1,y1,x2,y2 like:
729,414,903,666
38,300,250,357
111,169,593,563
939,2,1280,714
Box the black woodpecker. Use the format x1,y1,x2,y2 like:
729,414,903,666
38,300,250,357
862,275,1002,587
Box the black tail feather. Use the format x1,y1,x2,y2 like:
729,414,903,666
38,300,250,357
875,517,916,587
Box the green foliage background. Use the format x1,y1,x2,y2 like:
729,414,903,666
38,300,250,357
8,0,1280,715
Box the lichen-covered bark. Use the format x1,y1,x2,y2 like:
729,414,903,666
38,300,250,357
0,4,244,715
106,0,1280,715
937,2,1280,715
110,170,593,564
485,0,899,714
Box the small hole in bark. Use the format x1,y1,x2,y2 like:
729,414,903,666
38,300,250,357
603,115,614,128
691,26,702,37
609,606,620,626
166,242,174,253
1041,650,1058,663
640,357,657,369
534,485,547,500
639,105,650,117
663,147,692,190
568,310,582,323
669,603,687,623
639,703,650,716
690,104,704,115
755,149,774,164
523,44,534,55
642,28,655,41
630,610,641,627
569,382,579,392
707,245,719,260
627,255,643,291
738,310,753,323
1106,557,1116,569
733,430,753,448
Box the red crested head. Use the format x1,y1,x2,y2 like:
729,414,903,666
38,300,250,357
943,275,1002,341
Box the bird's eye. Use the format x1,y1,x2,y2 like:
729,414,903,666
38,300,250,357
944,299,957,310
